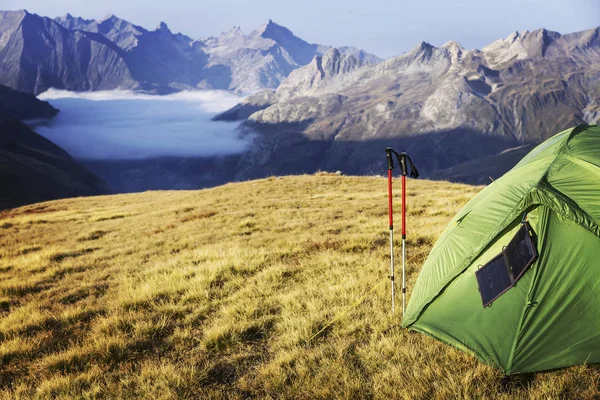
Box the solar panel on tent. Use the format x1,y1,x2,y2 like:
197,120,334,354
476,254,513,307
504,222,538,281
476,222,538,307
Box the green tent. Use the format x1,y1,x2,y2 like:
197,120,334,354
402,124,600,374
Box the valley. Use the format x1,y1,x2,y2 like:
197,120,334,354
0,9,599,206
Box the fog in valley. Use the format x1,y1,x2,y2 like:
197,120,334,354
34,89,251,160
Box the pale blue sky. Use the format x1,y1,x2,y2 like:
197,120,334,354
5,0,600,58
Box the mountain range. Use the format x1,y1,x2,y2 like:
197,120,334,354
0,10,379,94
215,27,600,178
1,9,599,205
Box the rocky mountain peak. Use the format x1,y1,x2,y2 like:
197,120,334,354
208,24,246,49
337,46,381,64
405,41,437,63
220,25,244,39
13,9,30,18
532,28,561,55
483,27,563,66
537,28,559,37
506,30,521,44
14,9,44,27
442,40,465,63
54,13,94,32
98,15,123,28
254,19,294,41
101,14,120,23
442,40,463,50
1,9,30,22
582,26,600,48
318,48,342,75
259,19,278,34
228,26,243,35
156,21,170,31
246,19,317,65
322,47,341,60
411,41,435,54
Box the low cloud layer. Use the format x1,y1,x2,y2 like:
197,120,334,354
35,90,251,159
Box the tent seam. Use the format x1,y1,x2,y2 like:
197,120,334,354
565,153,600,171
535,183,600,240
505,205,551,374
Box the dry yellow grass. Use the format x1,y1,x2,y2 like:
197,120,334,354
0,174,598,399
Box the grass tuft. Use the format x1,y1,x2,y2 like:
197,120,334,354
49,248,96,263
92,214,126,222
77,230,109,242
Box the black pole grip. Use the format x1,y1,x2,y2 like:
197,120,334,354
385,147,394,170
399,153,409,176
385,148,420,178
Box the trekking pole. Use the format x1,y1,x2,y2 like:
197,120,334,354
385,148,395,313
399,155,408,315
384,148,419,315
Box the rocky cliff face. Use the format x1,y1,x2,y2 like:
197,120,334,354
0,11,137,94
216,26,600,177
0,10,379,94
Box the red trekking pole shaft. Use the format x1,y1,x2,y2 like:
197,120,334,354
401,174,406,314
388,170,394,228
402,175,406,237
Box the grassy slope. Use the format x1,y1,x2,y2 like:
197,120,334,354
0,175,598,399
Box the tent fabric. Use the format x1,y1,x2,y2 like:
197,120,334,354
402,124,600,374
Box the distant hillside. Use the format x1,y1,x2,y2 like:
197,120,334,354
0,85,58,120
0,114,109,209
1,175,598,398
0,10,379,94
0,85,108,209
428,144,536,185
